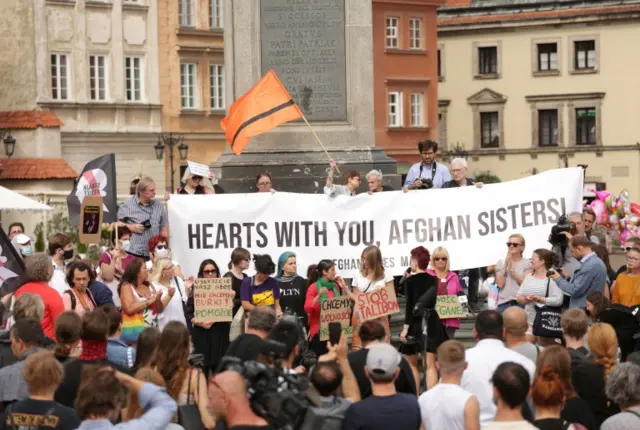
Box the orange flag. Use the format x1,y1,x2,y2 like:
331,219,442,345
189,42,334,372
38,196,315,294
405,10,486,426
221,70,303,155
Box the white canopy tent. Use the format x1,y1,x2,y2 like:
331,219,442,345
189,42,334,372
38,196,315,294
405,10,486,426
0,186,52,211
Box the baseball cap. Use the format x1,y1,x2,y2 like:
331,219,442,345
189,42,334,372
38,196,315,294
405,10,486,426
366,343,401,379
14,234,31,245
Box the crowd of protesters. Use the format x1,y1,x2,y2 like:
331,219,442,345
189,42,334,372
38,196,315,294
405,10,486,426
2,156,640,429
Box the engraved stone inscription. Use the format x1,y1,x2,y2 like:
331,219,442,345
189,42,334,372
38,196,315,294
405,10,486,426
260,0,347,122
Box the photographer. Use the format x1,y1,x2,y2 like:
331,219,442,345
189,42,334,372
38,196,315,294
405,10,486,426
208,370,273,430
550,212,589,280
117,177,169,261
402,140,451,191
265,319,304,374
549,236,608,309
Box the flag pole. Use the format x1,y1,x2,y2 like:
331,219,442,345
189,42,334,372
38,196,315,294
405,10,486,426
300,114,341,174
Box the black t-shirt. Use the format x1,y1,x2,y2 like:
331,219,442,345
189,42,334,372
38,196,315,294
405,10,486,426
533,418,567,430
225,334,265,362
347,349,416,399
3,398,80,430
54,359,129,408
562,396,598,430
342,393,420,430
224,272,247,317
442,178,474,188
277,276,308,325
567,347,589,368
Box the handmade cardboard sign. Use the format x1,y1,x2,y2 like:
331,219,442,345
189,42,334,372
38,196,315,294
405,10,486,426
187,160,211,178
355,285,400,322
193,277,234,323
319,295,353,341
435,295,467,319
79,195,104,244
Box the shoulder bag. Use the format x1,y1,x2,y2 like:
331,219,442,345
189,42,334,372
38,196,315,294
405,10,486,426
177,368,206,430
532,278,564,339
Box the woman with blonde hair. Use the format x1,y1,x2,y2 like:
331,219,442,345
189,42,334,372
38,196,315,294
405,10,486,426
151,257,187,331
573,322,620,426
350,245,394,350
151,321,215,429
495,233,531,313
426,247,463,339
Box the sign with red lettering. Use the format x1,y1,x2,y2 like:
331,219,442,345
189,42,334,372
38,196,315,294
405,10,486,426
319,296,353,341
355,285,400,322
194,278,234,323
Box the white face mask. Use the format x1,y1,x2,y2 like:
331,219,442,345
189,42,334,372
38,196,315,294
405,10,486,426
121,240,131,252
155,247,170,258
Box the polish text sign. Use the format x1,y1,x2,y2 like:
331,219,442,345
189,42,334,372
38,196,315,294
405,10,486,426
435,295,467,319
319,296,353,341
193,278,234,323
355,285,400,321
169,168,584,278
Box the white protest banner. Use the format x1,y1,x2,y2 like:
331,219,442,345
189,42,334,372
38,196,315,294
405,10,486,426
187,160,212,178
169,168,583,278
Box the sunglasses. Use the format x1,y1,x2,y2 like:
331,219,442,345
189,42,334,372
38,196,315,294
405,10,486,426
203,269,218,275
192,176,203,181
156,245,168,250
434,257,448,262
623,246,640,252
506,242,522,248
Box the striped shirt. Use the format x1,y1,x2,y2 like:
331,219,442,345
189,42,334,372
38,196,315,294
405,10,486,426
117,196,168,257
516,275,563,326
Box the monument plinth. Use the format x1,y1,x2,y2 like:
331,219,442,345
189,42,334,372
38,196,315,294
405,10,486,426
215,0,399,193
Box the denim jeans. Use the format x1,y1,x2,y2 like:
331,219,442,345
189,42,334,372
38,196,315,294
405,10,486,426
497,301,524,314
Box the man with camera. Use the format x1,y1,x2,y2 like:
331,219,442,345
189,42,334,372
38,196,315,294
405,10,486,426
548,235,608,309
117,176,169,260
549,212,584,280
208,370,274,430
403,140,452,191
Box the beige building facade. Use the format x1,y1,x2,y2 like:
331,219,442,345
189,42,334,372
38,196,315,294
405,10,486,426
438,1,640,202
157,0,226,188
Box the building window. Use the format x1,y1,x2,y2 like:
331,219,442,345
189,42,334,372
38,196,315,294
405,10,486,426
437,49,442,78
576,108,596,145
538,109,558,147
410,93,424,127
478,47,498,75
180,63,197,109
409,18,422,49
480,112,499,148
575,40,596,70
179,0,194,28
537,43,557,71
387,91,403,127
89,55,107,101
438,113,445,146
50,53,69,100
210,64,225,110
210,0,223,29
385,17,398,48
125,56,143,102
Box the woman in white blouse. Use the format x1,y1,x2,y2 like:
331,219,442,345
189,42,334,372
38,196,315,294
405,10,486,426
516,248,563,344
151,257,188,330
351,245,394,351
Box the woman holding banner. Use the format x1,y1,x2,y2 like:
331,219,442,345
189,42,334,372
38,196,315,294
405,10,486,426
426,247,464,339
350,245,394,351
304,259,353,357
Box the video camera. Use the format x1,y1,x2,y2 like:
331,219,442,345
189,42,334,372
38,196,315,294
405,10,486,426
217,348,324,430
549,215,576,247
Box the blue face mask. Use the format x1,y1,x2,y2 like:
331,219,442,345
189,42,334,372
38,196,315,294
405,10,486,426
21,245,33,256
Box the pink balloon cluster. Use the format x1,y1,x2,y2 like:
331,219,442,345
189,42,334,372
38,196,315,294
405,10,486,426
588,189,640,242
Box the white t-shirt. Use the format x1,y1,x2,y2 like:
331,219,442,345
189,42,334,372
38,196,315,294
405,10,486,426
153,278,187,330
49,263,70,296
418,383,473,430
484,421,537,429
351,271,394,293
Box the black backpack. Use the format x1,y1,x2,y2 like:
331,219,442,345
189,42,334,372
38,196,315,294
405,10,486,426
64,289,97,311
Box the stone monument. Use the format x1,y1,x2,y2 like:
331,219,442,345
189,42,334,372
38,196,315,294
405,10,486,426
215,0,400,193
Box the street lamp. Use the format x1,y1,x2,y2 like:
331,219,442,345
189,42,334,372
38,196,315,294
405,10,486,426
449,143,469,161
1,132,16,158
155,133,188,191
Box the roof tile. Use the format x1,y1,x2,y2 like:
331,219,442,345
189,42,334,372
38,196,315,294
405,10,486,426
0,158,77,180
439,4,640,25
0,111,64,130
